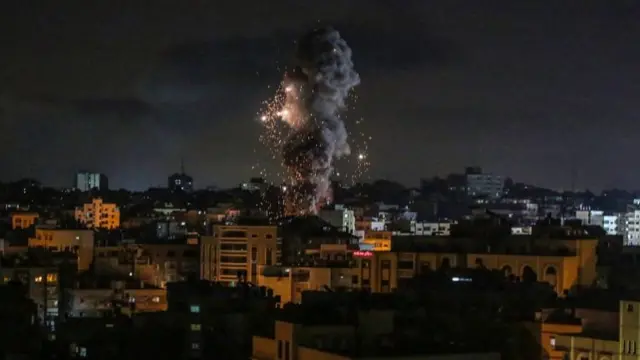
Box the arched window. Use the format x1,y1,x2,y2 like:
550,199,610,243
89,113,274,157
544,266,558,288
521,265,537,283
502,265,513,277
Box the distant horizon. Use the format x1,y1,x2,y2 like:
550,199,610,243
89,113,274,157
1,174,639,195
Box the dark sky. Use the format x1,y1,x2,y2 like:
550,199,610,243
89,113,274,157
1,1,639,191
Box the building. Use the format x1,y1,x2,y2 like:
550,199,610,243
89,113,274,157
257,264,357,304
279,216,359,265
465,167,504,199
625,210,640,245
357,230,597,295
74,198,120,230
28,228,95,271
252,306,501,360
259,226,597,297
0,259,63,336
200,225,278,284
318,206,356,234
94,243,199,287
576,210,605,228
359,231,391,252
64,281,167,318
168,172,194,192
241,177,268,192
0,283,42,357
412,222,452,236
167,280,279,359
75,172,108,191
11,212,39,229
604,214,623,236
551,299,640,359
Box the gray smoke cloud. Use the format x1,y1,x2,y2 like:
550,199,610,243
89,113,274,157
282,27,360,213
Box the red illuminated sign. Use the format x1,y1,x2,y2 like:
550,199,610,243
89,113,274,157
353,251,373,257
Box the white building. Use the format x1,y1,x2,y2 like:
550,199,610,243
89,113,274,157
75,172,108,192
411,222,452,236
575,210,605,228
603,214,622,236
625,210,640,246
318,206,356,234
511,226,533,235
575,210,624,237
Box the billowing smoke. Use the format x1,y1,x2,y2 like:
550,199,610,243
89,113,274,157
281,27,360,213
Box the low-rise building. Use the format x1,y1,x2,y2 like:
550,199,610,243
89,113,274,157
63,279,167,318
11,212,39,229
28,227,94,270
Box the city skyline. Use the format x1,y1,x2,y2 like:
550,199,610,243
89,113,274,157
1,1,639,191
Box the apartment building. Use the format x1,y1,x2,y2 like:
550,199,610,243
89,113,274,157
11,212,39,229
200,225,278,285
28,228,94,271
74,198,120,230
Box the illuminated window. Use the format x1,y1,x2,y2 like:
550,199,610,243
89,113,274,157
550,336,556,348
34,276,43,283
190,324,201,331
152,296,160,303
47,273,58,283
190,305,200,313
191,343,200,350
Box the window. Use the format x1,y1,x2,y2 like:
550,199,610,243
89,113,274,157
628,304,635,312
151,296,160,303
550,336,556,348
34,276,43,283
190,305,200,313
284,341,290,360
266,248,273,266
190,324,201,331
352,275,359,284
79,347,87,358
191,342,200,350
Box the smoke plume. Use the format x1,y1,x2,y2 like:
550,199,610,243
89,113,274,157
282,27,360,213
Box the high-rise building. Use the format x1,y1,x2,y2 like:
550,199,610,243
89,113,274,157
168,160,193,192
74,198,120,230
200,225,278,285
75,172,108,191
465,167,504,199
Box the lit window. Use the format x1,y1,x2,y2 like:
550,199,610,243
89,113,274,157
47,273,58,283
550,336,556,348
191,343,200,350
191,324,201,331
190,305,200,313
34,276,43,283
79,347,87,357
152,296,160,303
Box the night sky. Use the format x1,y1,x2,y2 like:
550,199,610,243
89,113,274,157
1,1,639,191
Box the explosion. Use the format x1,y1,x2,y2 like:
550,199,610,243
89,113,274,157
257,27,368,216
